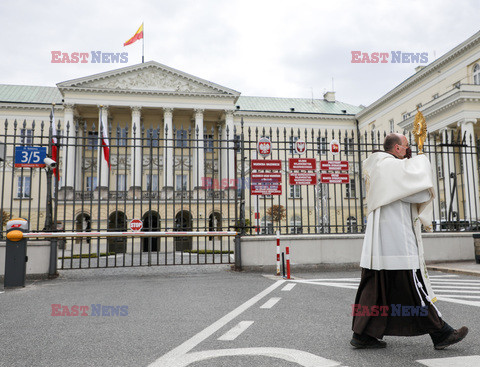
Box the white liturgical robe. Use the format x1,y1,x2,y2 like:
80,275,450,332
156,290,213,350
359,151,437,301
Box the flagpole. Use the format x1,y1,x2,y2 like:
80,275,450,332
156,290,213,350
142,22,144,63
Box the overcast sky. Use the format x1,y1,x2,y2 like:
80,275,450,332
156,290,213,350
1,0,479,107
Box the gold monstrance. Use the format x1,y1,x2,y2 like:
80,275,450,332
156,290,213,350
413,108,427,154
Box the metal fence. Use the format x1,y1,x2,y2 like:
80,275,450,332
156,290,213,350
1,118,479,268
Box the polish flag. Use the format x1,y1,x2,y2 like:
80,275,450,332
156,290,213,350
124,23,144,46
51,105,59,179
100,108,110,169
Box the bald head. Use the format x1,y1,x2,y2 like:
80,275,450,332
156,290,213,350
384,133,404,152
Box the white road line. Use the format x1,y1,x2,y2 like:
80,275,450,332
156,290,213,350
431,280,480,284
260,297,281,309
433,289,480,293
417,355,480,366
433,285,480,289
436,296,480,307
435,294,480,299
148,280,285,367
282,283,296,291
429,275,459,278
218,321,254,341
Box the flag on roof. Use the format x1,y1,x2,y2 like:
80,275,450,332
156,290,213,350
124,23,144,46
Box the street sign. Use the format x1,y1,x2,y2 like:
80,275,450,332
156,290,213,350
320,173,350,184
289,172,317,185
251,159,282,170
251,172,282,183
14,146,47,168
129,219,143,231
257,137,272,157
294,139,306,155
330,139,340,156
320,160,349,171
251,182,282,195
288,158,316,171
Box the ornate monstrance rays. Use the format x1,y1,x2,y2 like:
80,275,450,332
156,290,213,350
413,108,427,154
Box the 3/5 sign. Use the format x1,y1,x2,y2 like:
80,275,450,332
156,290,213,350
14,146,47,167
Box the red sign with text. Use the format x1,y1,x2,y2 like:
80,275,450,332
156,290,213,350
251,183,282,195
130,219,143,231
288,158,316,171
320,173,350,184
251,172,282,183
289,172,317,185
320,160,349,171
251,160,282,170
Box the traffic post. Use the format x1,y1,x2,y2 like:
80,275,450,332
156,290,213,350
4,218,29,287
276,231,281,276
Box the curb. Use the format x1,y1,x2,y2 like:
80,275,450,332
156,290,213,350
427,266,480,277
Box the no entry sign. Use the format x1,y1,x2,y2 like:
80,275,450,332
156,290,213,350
289,172,317,185
320,173,350,184
130,219,143,231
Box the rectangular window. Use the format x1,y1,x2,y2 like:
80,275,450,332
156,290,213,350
344,137,354,155
317,137,327,154
146,174,159,192
346,178,356,198
17,176,31,198
117,174,126,191
86,176,97,191
117,128,127,147
289,136,298,154
389,119,395,133
402,112,410,121
436,155,444,179
146,129,159,147
289,185,301,198
204,134,214,152
176,129,188,148
87,131,99,150
176,174,188,191
20,129,33,146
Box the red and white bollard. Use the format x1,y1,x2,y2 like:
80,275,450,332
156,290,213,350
255,212,260,233
286,246,291,279
276,231,280,275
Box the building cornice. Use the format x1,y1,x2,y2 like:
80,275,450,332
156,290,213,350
234,110,357,121
356,30,480,119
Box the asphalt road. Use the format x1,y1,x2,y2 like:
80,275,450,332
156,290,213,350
1,266,479,367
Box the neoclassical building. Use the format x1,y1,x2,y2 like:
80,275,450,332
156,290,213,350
1,29,480,245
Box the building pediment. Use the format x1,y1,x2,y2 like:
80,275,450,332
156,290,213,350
57,61,240,98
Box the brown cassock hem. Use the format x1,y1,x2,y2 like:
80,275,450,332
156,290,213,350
352,268,444,339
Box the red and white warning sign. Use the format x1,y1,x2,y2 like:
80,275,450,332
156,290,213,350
289,158,316,171
320,173,350,184
320,160,349,171
289,172,317,185
129,219,143,231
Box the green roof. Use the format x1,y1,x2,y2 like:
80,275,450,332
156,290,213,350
0,84,62,105
235,96,362,115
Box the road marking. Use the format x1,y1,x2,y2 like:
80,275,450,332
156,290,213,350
161,347,341,367
282,283,296,291
148,280,285,367
218,321,254,341
417,355,480,366
260,297,281,309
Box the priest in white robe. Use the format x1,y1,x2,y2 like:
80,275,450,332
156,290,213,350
351,133,468,349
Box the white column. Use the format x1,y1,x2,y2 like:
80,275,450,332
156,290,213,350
97,105,110,187
460,119,480,221
193,109,204,188
163,108,174,187
222,110,235,187
130,106,142,188
62,104,76,188
441,128,458,220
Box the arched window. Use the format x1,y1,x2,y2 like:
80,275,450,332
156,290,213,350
474,64,480,85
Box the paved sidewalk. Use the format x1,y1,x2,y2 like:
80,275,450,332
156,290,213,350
427,260,480,276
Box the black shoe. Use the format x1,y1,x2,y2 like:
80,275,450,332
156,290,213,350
434,327,468,350
350,333,387,349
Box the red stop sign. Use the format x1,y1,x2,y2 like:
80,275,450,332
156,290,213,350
130,219,143,231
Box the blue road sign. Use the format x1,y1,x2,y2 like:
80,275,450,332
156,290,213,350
14,146,47,167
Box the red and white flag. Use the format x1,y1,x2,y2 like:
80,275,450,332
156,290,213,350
51,105,59,179
100,108,111,169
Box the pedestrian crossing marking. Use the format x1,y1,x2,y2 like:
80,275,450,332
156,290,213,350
417,355,480,366
291,274,480,307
